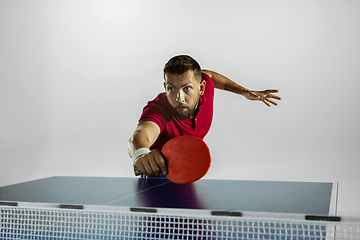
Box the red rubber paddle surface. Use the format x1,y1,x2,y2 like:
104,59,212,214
161,135,211,184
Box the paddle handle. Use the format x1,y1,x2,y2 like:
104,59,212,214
134,166,142,176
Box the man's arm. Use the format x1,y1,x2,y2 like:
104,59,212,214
128,121,167,176
201,70,281,106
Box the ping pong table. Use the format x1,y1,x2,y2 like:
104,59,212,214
0,176,357,239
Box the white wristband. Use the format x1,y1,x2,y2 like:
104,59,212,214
132,148,150,165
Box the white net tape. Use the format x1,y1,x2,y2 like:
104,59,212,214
1,206,359,240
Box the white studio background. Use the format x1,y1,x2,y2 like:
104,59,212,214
1,0,359,216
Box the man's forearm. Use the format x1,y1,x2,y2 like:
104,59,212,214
128,124,165,176
128,121,160,158
128,130,151,158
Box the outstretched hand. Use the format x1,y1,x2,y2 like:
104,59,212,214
244,89,281,107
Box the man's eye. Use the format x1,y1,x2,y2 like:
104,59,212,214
184,86,191,91
168,87,174,91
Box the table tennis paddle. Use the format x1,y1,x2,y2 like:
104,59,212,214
134,135,211,184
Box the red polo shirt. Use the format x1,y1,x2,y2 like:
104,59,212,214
139,73,214,150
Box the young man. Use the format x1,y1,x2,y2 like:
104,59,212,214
128,55,280,177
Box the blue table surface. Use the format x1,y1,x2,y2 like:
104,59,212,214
0,176,334,215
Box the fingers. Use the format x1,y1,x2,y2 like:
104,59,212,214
272,94,281,100
265,89,279,94
263,100,270,107
268,93,281,101
134,162,147,176
154,150,168,176
263,97,279,107
134,150,167,176
261,89,281,106
266,90,281,99
148,150,167,176
265,98,278,106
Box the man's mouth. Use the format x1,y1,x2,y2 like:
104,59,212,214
175,103,188,109
177,107,187,112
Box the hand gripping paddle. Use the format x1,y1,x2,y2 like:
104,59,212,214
134,135,211,184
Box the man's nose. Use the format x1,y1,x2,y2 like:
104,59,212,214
176,91,185,102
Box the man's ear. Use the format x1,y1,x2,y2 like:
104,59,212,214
199,80,206,96
163,82,166,91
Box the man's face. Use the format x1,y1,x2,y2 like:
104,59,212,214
164,70,205,120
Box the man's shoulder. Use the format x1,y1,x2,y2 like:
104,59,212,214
201,72,213,82
140,93,173,130
143,93,172,116
147,92,168,107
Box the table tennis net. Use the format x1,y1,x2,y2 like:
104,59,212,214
1,206,360,240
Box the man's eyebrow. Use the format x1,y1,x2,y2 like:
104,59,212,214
165,82,193,87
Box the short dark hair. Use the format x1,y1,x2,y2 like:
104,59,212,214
163,55,201,82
